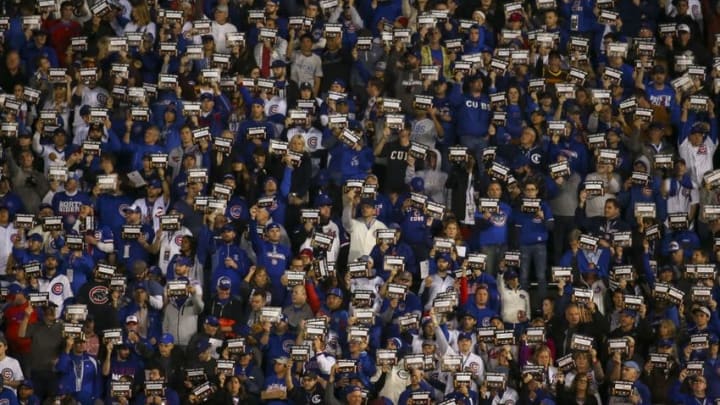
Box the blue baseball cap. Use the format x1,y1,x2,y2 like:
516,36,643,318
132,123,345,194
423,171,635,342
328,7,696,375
271,60,286,68
436,253,452,262
623,361,640,371
217,276,231,290
196,338,211,353
205,316,219,327
265,223,281,231
503,270,518,280
331,79,346,88
159,333,175,344
328,288,344,299
315,194,333,207
175,256,193,267
199,92,214,101
458,332,474,341
134,282,147,291
7,284,24,295
28,233,43,242
410,177,425,192
18,380,33,389
148,179,162,189
658,339,674,347
620,309,637,317
251,98,265,106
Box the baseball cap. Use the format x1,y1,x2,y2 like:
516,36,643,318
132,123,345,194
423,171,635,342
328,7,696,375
436,252,452,263
620,309,637,317
458,332,474,341
651,65,666,74
658,339,674,347
205,316,219,327
328,288,344,299
196,339,211,353
623,361,640,371
7,284,24,295
331,78,346,88
396,271,413,282
678,23,691,32
315,194,333,207
375,61,387,71
159,333,175,344
388,337,402,349
410,177,425,192
221,224,235,233
28,233,43,242
300,82,313,91
359,198,375,207
201,34,214,43
217,277,231,290
123,204,142,214
148,179,162,189
274,356,290,365
199,92,214,101
694,306,712,317
508,11,523,22
125,315,138,324
668,241,681,252
175,256,193,267
265,223,281,231
503,270,519,280
271,60,287,69
215,4,228,12
251,98,265,106
18,380,33,389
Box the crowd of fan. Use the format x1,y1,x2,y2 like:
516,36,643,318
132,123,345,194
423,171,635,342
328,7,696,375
0,0,720,403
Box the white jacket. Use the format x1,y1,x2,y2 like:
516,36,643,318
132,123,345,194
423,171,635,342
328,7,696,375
405,148,448,205
0,224,17,275
342,204,386,262
497,279,531,324
679,136,717,188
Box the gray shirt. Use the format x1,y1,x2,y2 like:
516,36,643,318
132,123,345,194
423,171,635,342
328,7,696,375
26,320,63,371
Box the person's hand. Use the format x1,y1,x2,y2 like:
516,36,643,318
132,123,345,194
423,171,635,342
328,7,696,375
24,304,34,316
406,155,415,167
612,351,622,364
187,284,196,295
424,276,433,288
389,298,399,309
679,369,688,382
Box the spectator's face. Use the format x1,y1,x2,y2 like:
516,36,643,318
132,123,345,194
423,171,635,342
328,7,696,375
695,311,709,327
214,9,228,23
458,337,472,352
347,391,363,405
327,294,342,309
144,129,159,144
292,285,306,305
300,374,318,392
691,377,707,395
217,287,230,300
6,53,19,70
603,202,619,218
523,183,538,198
621,366,638,381
250,294,265,311
267,227,281,242
300,37,313,52
475,288,489,305
542,299,553,315
545,11,557,26
565,306,580,326
158,343,173,356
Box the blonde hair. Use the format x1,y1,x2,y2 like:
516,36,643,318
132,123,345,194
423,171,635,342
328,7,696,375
132,3,151,26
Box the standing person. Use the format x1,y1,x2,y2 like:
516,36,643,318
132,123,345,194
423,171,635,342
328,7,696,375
0,336,24,394
342,189,386,262
17,303,62,401
162,257,204,348
55,335,102,405
512,180,554,300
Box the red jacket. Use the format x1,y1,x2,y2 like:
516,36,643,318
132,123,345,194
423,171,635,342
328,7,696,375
4,301,37,354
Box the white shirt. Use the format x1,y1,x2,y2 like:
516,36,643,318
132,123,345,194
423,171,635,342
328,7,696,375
497,280,530,324
0,355,24,394
0,224,18,275
342,206,386,263
679,136,717,188
132,196,168,234
39,273,73,314
158,227,192,276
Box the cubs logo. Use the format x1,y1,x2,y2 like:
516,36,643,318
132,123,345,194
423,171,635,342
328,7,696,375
1,368,13,381
491,212,507,226
481,316,490,327
397,369,410,379
155,208,164,218
10,233,19,243
52,283,64,295
468,362,479,372
97,93,108,105
594,285,603,293
282,339,294,353
175,236,184,246
307,137,318,149
119,204,130,217
230,205,243,219
269,105,279,115
698,145,707,155
311,394,322,404
89,285,109,305
531,153,541,164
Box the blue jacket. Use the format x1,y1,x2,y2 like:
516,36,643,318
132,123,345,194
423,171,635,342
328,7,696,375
56,352,103,405
448,82,490,138
474,201,512,246
511,201,554,245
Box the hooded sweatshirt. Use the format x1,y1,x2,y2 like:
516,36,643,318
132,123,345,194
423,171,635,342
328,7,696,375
405,149,448,204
